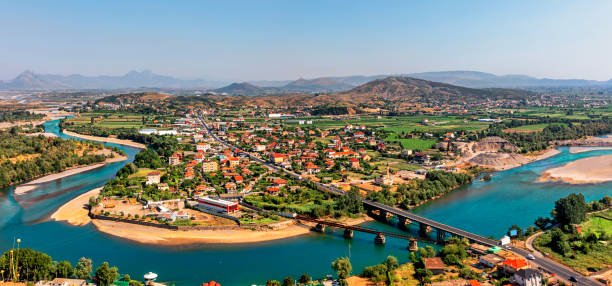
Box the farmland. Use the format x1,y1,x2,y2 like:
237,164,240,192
64,112,177,130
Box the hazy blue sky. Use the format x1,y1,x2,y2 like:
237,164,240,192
1,0,611,81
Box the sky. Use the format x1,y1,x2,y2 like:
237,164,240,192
1,0,612,81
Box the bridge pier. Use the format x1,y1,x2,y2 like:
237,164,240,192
408,238,418,251
315,223,325,233
378,210,388,222
398,216,411,230
436,229,446,242
375,233,386,245
419,222,432,237
344,229,354,239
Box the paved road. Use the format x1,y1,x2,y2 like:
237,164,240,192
200,116,602,286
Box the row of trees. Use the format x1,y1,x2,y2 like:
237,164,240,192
486,117,612,152
0,111,44,122
0,248,135,286
366,170,473,209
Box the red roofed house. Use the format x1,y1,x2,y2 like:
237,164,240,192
501,258,529,273
349,158,360,169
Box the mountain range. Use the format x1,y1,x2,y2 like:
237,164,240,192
2,70,611,92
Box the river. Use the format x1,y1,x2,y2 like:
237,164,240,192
1,120,611,285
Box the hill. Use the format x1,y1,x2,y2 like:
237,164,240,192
94,92,172,105
203,76,535,108
282,77,354,93
213,82,275,95
287,76,534,106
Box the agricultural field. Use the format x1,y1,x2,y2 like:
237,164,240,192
582,209,612,236
386,134,437,150
283,115,491,132
65,112,177,130
504,122,568,133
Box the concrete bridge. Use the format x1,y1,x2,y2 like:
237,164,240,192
363,199,498,246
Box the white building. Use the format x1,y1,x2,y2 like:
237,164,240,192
513,269,542,286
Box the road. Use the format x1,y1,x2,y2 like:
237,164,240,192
199,116,602,286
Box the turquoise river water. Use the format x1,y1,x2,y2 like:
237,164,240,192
0,120,610,285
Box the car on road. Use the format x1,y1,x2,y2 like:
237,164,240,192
527,254,535,260
569,276,577,282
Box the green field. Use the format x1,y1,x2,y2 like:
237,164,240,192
66,112,176,130
386,136,437,150
283,115,491,132
504,122,568,132
582,209,612,236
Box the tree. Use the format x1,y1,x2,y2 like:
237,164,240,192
0,248,52,281
73,257,93,280
535,217,552,230
298,274,310,284
95,262,119,286
282,276,295,286
418,246,436,258
122,274,131,281
266,280,281,286
57,260,73,278
331,257,352,279
384,256,399,272
553,193,588,225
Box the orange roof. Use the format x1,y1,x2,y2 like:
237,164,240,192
469,280,480,286
266,187,280,192
503,258,528,270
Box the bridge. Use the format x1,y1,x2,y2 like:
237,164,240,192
201,117,603,286
296,215,418,248
363,199,499,246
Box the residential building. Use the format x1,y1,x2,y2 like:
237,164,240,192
202,161,219,173
501,258,529,273
513,269,542,286
423,257,445,275
146,171,161,185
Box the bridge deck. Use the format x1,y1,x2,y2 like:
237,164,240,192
363,199,498,246
296,215,413,240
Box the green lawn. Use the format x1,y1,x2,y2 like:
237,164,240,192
386,136,437,150
582,209,612,236
505,122,568,131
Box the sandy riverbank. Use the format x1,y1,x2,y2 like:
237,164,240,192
62,130,146,149
539,154,612,184
13,154,126,196
91,215,373,245
462,148,561,171
51,187,102,226
569,146,612,154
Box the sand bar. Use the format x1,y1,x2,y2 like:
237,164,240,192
14,163,106,195
91,216,372,245
62,130,146,149
569,146,612,154
13,154,126,196
51,187,102,226
539,154,612,184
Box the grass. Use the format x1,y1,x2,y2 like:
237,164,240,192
66,112,177,130
533,209,612,273
386,136,437,150
582,209,612,236
504,122,568,132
